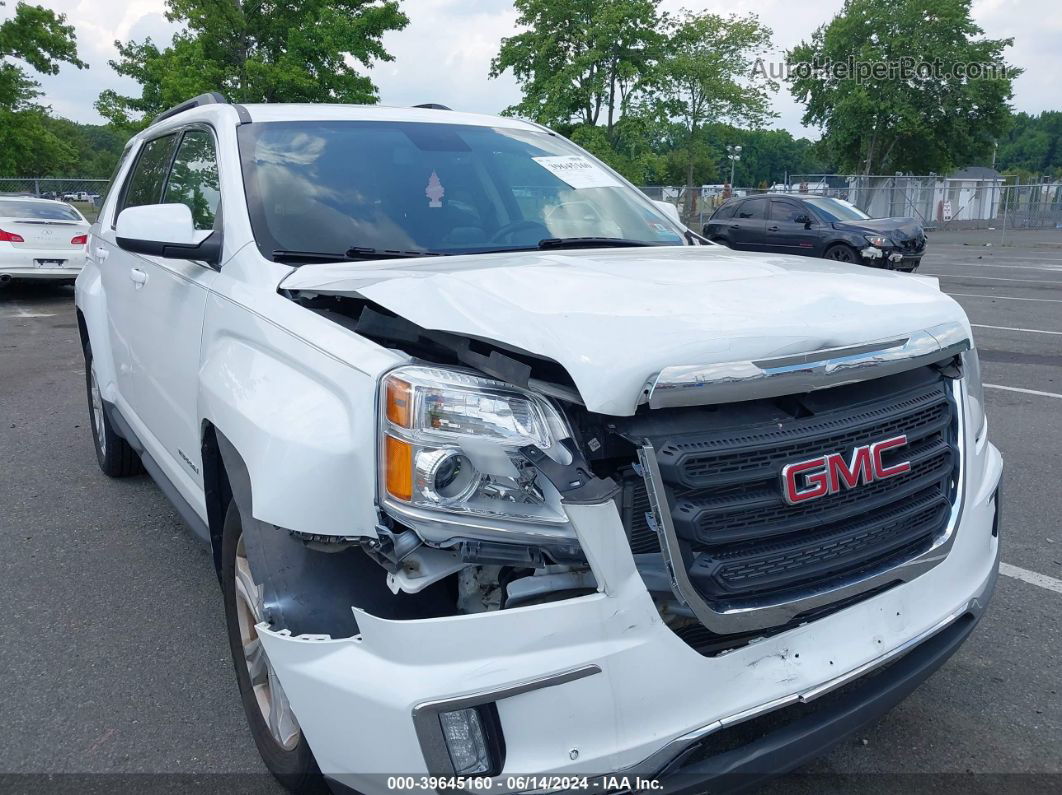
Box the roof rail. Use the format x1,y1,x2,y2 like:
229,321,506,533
152,92,229,125
412,103,452,111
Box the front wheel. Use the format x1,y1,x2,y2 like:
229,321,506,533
823,243,859,264
221,502,323,792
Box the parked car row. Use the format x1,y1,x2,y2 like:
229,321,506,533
702,193,928,271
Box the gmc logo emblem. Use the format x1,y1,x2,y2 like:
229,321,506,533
781,435,911,505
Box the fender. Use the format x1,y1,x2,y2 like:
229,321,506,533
198,288,404,538
73,260,119,397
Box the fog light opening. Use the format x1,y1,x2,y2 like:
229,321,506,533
438,705,503,776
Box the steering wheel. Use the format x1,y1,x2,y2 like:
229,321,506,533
489,220,550,246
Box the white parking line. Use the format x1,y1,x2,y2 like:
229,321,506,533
984,384,1062,400
928,259,1062,272
946,292,1062,303
1000,563,1062,596
0,302,55,319
926,272,1062,285
973,324,1062,336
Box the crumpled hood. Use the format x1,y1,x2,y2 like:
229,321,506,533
281,245,968,416
834,217,924,239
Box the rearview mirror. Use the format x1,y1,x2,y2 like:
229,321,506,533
653,199,683,226
115,204,222,266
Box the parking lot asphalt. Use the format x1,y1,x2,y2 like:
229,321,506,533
1,230,1060,790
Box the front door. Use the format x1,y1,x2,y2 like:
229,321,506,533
97,134,180,419
123,128,222,499
766,199,822,255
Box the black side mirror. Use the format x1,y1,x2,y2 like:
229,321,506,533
796,214,813,228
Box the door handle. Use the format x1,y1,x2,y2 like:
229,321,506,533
94,247,109,262
729,224,740,230
768,225,779,231
129,268,148,288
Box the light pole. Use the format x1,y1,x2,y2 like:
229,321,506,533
726,145,742,189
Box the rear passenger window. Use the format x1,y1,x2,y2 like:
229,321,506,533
120,135,178,214
163,130,221,230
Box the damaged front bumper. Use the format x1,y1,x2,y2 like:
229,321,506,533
860,245,923,271
257,443,1001,794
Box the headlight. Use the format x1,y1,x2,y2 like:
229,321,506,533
864,234,894,248
379,366,572,531
963,348,987,439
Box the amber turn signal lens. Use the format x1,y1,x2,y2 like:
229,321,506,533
385,435,413,501
385,376,412,428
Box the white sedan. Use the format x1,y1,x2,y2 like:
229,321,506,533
0,196,90,285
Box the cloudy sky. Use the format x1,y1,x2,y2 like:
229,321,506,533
4,0,1056,138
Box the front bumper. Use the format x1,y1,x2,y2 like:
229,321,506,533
258,441,1001,794
859,245,923,271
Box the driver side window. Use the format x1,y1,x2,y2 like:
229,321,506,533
163,130,221,230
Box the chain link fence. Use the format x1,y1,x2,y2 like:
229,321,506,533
0,178,110,222
643,177,1062,236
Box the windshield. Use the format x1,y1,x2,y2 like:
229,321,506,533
237,121,685,260
0,200,83,221
803,197,871,222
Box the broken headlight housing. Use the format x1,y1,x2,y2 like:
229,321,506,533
378,365,575,543
864,234,895,248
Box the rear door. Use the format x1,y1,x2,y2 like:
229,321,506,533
766,199,822,255
729,197,768,249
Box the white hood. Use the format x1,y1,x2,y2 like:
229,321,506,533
281,245,969,416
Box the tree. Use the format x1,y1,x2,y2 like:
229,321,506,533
0,0,85,109
651,11,776,198
97,0,409,126
787,0,1018,176
996,112,1062,179
0,1,86,176
490,0,663,135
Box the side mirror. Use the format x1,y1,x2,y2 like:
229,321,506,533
653,199,683,226
796,214,814,228
116,204,222,266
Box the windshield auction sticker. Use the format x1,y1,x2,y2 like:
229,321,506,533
532,155,623,189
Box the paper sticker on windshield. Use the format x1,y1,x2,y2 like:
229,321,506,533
532,156,622,189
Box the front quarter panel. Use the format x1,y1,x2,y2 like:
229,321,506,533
199,283,404,537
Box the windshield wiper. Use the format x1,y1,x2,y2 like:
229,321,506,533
536,237,662,250
271,247,447,264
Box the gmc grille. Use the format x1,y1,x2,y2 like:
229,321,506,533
623,366,959,610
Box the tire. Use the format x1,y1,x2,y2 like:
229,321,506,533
824,243,859,264
221,502,323,793
84,344,143,477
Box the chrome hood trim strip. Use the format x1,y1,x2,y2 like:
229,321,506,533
644,320,970,409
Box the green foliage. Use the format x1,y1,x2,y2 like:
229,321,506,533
788,0,1018,175
0,1,86,176
649,11,776,186
996,112,1062,179
97,0,410,126
491,0,663,130
0,0,86,108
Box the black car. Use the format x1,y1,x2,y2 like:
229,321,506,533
702,193,927,271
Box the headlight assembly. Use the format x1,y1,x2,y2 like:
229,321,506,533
864,234,894,248
378,366,574,537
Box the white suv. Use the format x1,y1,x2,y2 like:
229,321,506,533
76,94,1002,793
